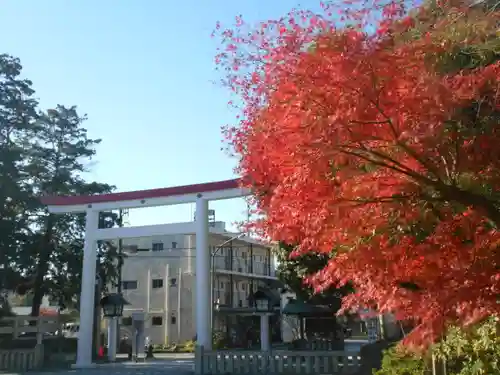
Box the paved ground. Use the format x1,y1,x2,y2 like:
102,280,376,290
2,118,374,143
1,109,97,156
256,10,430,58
4,357,194,375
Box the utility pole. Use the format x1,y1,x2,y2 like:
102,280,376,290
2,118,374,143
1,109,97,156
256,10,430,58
117,210,124,295
115,209,126,349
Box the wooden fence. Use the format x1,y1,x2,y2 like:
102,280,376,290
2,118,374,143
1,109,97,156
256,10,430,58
195,346,362,375
0,315,61,339
0,315,61,371
0,345,44,372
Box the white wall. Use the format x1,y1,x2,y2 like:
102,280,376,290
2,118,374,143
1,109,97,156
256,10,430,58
116,232,277,345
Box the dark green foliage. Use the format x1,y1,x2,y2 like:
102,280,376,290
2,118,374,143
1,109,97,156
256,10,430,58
0,293,14,320
0,53,118,315
375,347,430,375
434,316,499,375
275,242,350,307
0,54,39,296
375,317,499,375
212,331,230,349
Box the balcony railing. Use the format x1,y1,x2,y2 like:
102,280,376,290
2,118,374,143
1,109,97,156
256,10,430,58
212,256,275,276
213,279,278,309
214,291,266,309
121,244,276,277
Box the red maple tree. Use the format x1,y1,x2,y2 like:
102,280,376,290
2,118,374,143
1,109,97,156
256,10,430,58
215,0,500,348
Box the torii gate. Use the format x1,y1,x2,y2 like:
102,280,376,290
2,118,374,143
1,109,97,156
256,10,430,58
41,178,250,368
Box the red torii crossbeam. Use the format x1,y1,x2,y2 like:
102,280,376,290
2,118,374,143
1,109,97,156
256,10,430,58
41,178,250,368
42,178,244,213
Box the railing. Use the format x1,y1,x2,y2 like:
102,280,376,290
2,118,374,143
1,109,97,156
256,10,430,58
0,315,60,371
0,315,61,339
195,346,362,375
213,256,274,277
0,345,44,372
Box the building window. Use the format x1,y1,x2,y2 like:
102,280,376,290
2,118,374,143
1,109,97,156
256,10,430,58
241,283,246,291
122,281,137,290
238,300,243,307
170,315,177,324
171,241,177,249
220,282,224,289
152,242,164,251
170,278,177,287
122,317,132,326
152,316,163,326
152,279,163,289
241,252,247,258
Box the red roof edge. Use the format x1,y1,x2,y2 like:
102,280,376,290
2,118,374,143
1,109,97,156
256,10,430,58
41,178,242,206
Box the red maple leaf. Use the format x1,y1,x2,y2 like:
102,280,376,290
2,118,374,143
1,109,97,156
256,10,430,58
215,0,500,349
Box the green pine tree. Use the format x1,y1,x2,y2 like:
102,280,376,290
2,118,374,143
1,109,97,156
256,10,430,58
0,54,39,295
22,105,119,315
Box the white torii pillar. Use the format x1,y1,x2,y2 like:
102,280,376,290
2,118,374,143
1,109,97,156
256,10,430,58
75,209,99,368
195,194,211,349
260,314,271,351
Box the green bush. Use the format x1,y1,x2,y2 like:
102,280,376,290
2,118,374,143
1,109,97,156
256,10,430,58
151,340,196,353
434,316,499,375
183,340,195,352
212,331,230,349
375,347,430,375
376,316,499,375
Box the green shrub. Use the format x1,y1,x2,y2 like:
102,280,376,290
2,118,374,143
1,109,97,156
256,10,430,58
212,331,229,349
183,340,195,352
375,347,430,375
434,316,499,375
376,316,499,375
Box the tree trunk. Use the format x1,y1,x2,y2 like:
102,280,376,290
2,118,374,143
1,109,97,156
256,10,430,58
30,215,55,317
438,184,500,226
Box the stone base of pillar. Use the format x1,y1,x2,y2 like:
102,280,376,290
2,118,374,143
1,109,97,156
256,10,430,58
71,363,97,369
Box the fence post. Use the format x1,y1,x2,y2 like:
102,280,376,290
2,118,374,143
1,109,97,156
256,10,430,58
12,317,19,339
195,345,204,375
432,353,447,375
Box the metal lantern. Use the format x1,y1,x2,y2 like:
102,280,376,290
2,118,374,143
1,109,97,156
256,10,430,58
99,293,129,318
255,296,270,311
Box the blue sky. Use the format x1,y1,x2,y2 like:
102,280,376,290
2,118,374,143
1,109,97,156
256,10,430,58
0,0,312,230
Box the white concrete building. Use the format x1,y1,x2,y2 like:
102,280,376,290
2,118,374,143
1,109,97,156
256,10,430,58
115,220,280,345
